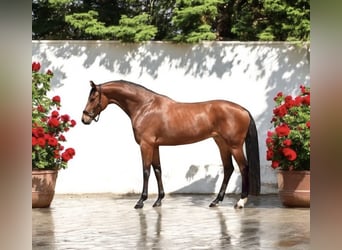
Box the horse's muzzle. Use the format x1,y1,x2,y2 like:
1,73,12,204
81,111,93,124
81,115,92,124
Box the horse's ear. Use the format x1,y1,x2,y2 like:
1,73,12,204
90,80,96,88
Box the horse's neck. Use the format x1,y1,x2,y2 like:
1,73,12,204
104,83,156,118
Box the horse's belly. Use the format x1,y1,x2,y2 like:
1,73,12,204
153,105,217,145
156,126,214,145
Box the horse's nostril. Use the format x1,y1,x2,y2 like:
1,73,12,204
81,116,90,125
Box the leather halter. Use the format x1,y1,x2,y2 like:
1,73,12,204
83,85,102,122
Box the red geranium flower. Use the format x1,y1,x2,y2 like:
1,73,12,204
282,148,297,161
32,137,38,146
51,110,59,117
266,150,274,160
267,131,274,137
294,96,302,106
44,133,52,140
61,148,76,162
52,95,61,103
48,137,58,147
58,134,66,141
306,121,310,128
37,105,45,112
302,95,310,105
274,92,283,101
61,153,71,162
37,138,46,147
70,120,76,127
273,105,287,118
266,137,273,146
275,124,290,137
32,62,41,72
32,127,45,137
271,161,280,169
300,85,310,95
282,139,292,146
66,148,76,156
48,117,60,128
61,114,70,122
284,95,296,109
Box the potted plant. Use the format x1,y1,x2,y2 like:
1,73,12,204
32,61,76,208
266,85,310,207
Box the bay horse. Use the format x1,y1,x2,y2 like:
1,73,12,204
81,80,260,209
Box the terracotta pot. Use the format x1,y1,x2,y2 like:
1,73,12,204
277,170,310,208
32,169,58,208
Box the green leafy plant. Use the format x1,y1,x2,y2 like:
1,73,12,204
266,85,310,171
172,0,223,43
32,62,76,170
65,11,157,42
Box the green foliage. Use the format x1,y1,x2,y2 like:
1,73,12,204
65,10,108,39
65,10,100,29
32,0,76,39
230,0,310,41
32,63,53,116
182,24,217,43
33,0,310,42
172,0,224,42
65,11,157,42
47,0,72,7
150,0,177,40
110,14,158,42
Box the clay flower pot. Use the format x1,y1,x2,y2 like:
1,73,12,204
32,169,58,208
277,170,310,208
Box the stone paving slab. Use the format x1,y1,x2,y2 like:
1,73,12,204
32,194,310,249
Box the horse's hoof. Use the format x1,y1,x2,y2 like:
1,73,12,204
234,198,248,209
152,201,162,207
209,202,219,207
234,203,244,209
134,203,144,209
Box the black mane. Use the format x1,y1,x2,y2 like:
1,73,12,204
104,80,170,99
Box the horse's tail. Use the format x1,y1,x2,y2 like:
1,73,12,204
245,113,260,196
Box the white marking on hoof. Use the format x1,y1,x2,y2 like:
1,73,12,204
236,197,248,208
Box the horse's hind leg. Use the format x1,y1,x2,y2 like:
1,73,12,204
210,138,234,207
152,147,165,207
231,147,249,209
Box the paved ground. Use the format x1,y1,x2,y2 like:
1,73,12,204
32,194,310,249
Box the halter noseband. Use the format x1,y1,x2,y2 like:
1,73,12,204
83,85,102,122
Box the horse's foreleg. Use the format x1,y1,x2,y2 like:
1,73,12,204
135,142,153,209
134,167,151,209
152,147,165,207
232,148,249,209
152,166,164,207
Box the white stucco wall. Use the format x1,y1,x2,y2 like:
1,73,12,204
32,41,310,195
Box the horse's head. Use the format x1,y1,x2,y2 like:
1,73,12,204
82,81,107,124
